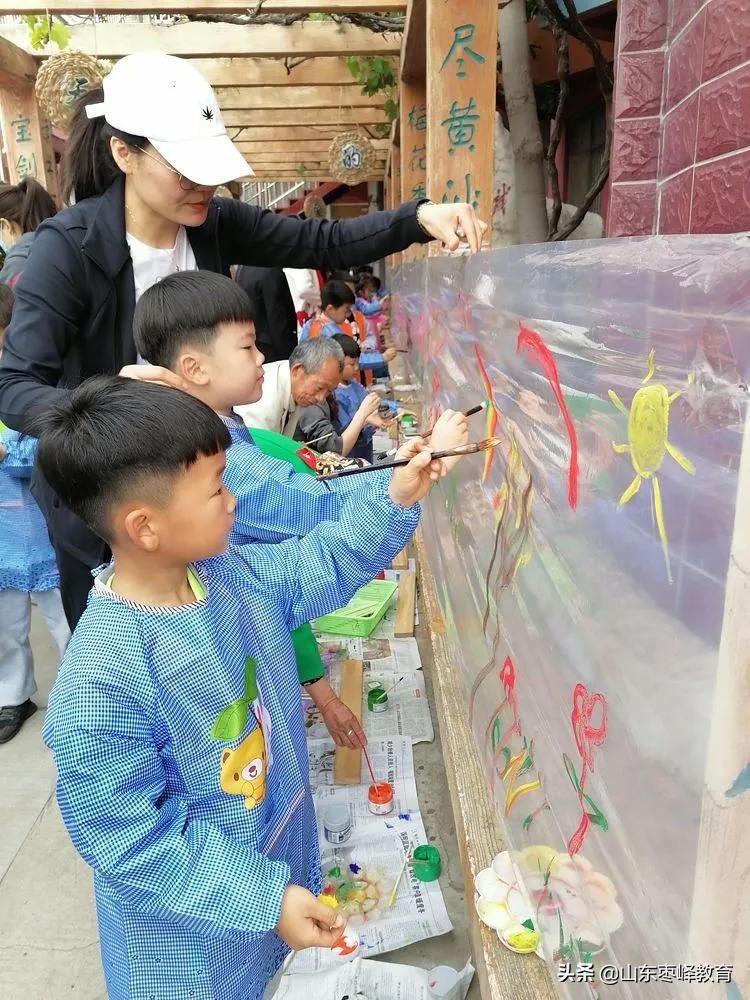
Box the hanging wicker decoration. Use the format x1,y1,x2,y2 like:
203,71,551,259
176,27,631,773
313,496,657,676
35,52,107,127
303,194,326,219
328,131,377,185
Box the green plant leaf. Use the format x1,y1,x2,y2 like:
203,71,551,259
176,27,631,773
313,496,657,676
243,656,259,703
49,20,72,50
297,162,307,177
210,698,248,741
384,97,399,122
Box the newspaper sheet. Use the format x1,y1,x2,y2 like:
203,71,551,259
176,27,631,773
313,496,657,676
292,737,452,975
304,636,433,744
277,957,475,1000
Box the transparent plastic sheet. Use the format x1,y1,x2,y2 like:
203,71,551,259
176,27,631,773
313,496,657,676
389,236,750,998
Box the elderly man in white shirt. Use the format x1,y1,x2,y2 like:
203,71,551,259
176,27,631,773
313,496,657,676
235,337,345,437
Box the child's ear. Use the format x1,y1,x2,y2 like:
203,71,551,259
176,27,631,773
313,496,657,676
179,350,209,386
123,506,160,552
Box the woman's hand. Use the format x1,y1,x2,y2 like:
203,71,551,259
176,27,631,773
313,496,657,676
119,364,190,392
319,696,367,749
417,202,488,253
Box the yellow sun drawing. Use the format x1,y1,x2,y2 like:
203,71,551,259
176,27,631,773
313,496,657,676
609,350,696,583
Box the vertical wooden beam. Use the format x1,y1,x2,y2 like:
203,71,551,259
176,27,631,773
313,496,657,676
426,1,496,254
0,82,59,201
400,77,427,261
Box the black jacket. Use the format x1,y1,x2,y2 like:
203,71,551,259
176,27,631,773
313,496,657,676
0,176,429,563
234,265,298,363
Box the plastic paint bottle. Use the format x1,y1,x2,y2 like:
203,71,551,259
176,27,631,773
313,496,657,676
368,781,394,816
367,682,389,714
323,802,352,844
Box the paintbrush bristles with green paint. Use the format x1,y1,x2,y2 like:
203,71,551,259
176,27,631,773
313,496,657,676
316,437,503,481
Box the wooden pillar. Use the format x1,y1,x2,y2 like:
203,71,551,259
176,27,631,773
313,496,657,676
688,407,750,997
426,1,496,253
400,78,427,261
0,82,59,201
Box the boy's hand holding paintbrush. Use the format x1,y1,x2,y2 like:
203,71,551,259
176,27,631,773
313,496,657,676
387,410,469,507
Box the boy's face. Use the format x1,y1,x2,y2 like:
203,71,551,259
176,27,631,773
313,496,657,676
341,355,359,384
324,303,351,327
180,321,264,412
118,451,236,562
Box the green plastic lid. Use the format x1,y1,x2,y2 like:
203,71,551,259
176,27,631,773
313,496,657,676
247,426,319,476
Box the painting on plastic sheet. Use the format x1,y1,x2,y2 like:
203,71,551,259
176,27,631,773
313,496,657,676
389,237,750,998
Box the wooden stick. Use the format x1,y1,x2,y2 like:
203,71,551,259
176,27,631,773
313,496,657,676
388,851,410,907
333,660,363,786
394,570,417,638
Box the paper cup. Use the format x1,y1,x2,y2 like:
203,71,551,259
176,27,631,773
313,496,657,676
427,964,462,1000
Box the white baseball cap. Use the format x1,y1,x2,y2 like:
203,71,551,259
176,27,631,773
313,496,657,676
86,52,253,185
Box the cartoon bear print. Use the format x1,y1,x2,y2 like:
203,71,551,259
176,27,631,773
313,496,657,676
219,727,267,809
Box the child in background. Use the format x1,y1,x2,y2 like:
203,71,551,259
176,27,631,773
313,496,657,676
38,375,465,1000
0,283,68,743
332,333,400,463
294,387,381,458
299,280,355,342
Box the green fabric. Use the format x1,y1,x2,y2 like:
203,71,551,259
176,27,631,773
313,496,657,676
247,426,319,475
249,426,326,685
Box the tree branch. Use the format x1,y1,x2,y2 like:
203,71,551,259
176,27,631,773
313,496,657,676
538,0,614,241
546,23,569,239
184,12,404,32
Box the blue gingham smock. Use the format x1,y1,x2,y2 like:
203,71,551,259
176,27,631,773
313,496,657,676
42,476,419,1000
222,416,389,543
0,429,60,592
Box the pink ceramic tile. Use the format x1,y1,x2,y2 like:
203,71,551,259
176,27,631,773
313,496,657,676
611,118,661,183
618,0,668,53
614,52,665,119
607,182,657,236
660,93,699,179
692,150,750,232
658,170,693,233
666,9,706,110
698,63,750,160
703,0,750,82
670,0,701,39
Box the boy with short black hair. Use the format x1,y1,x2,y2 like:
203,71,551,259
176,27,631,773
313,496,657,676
37,374,462,1000
299,279,355,341
332,332,399,463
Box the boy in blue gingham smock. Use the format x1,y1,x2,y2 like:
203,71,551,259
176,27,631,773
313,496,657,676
38,376,465,1000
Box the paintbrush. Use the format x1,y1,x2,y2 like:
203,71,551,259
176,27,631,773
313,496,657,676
376,401,489,458
317,436,503,481
373,675,405,704
421,400,489,441
361,744,378,786
388,851,410,908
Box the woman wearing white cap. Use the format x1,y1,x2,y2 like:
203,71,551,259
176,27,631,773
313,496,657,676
0,53,487,629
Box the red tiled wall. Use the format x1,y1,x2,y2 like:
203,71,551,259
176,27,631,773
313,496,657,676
609,0,750,236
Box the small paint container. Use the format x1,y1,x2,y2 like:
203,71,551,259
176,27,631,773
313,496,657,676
367,683,389,714
323,803,352,845
368,781,394,816
411,844,442,882
427,965,462,1000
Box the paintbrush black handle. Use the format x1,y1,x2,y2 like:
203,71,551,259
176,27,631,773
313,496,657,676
421,403,484,440
317,445,468,481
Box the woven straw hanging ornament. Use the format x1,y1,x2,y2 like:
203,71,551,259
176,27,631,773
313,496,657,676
35,52,106,127
328,131,377,185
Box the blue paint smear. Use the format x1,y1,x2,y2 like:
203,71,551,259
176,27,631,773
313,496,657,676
726,984,742,1000
726,763,750,798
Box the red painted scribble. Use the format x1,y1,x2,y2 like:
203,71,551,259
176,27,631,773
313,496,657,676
485,657,522,766
516,325,579,509
473,343,501,483
567,683,608,855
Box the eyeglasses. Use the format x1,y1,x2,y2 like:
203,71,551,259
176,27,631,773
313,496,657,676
134,146,204,191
